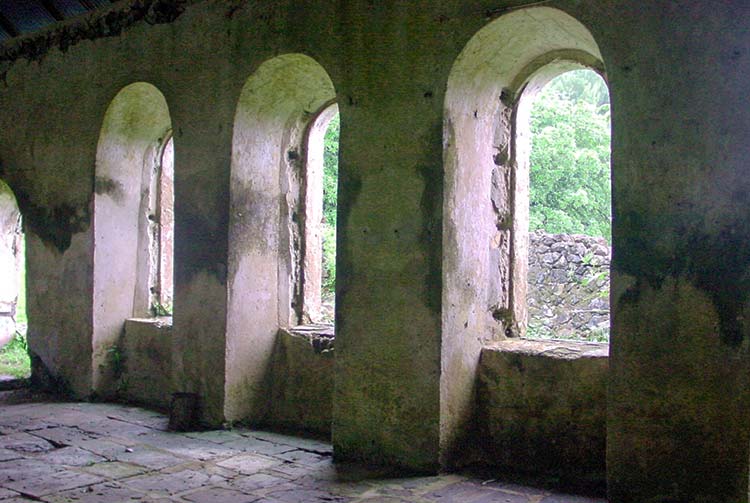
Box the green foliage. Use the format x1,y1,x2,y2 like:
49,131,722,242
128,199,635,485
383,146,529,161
0,332,30,378
321,223,337,292
527,321,609,343
151,301,173,317
529,70,611,240
321,114,339,294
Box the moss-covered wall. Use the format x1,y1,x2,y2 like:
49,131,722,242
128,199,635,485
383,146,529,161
0,1,749,501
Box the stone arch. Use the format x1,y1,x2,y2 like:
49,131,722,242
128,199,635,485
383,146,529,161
93,82,172,395
0,179,23,349
226,53,336,421
441,6,605,463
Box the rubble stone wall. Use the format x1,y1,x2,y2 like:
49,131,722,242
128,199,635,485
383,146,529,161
527,231,610,340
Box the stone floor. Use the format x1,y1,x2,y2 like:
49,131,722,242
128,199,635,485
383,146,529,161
0,390,605,502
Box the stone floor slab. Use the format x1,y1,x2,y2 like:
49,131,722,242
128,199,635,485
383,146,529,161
123,468,227,496
112,445,188,470
0,392,606,503
0,433,55,454
0,488,19,499
44,481,147,503
4,470,104,498
80,460,147,479
0,458,61,484
181,486,258,503
35,447,106,467
216,453,282,474
222,472,290,493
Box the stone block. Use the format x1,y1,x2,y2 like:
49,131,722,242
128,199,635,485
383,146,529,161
264,329,334,436
476,340,608,491
121,318,173,408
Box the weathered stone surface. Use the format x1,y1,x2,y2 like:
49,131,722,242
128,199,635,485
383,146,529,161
477,340,608,491
120,318,173,408
181,486,257,503
46,482,147,503
216,454,281,474
4,470,104,498
0,433,55,454
0,0,746,499
80,460,147,479
36,447,106,467
265,329,334,436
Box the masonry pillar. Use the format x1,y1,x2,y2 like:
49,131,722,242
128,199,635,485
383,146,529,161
331,4,446,471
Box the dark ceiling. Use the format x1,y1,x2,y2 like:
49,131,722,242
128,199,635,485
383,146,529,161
0,0,115,43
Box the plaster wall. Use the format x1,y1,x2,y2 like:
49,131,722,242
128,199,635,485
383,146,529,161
0,1,747,501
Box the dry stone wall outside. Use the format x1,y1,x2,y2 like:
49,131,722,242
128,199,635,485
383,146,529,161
526,231,610,341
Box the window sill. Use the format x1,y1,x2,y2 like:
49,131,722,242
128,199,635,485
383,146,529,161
126,316,173,329
485,337,608,359
286,324,334,352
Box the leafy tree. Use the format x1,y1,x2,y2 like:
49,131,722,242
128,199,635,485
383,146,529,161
321,114,339,293
529,70,611,240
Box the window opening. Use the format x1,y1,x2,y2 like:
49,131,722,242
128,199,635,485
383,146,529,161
523,69,611,342
152,133,174,316
302,104,338,325
0,182,29,378
321,112,339,324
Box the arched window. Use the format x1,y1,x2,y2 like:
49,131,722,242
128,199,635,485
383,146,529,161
441,7,608,456
93,82,173,394
444,7,608,342
520,69,611,341
154,133,174,314
227,54,336,422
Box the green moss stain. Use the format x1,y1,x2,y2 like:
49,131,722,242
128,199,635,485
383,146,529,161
13,190,89,254
615,208,750,347
333,128,362,328
416,123,443,315
175,208,228,285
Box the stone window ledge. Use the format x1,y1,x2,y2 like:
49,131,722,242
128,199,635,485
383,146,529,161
125,316,173,329
485,338,608,359
286,324,334,352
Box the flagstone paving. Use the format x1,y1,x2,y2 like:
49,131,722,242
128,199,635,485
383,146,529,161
0,390,606,502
